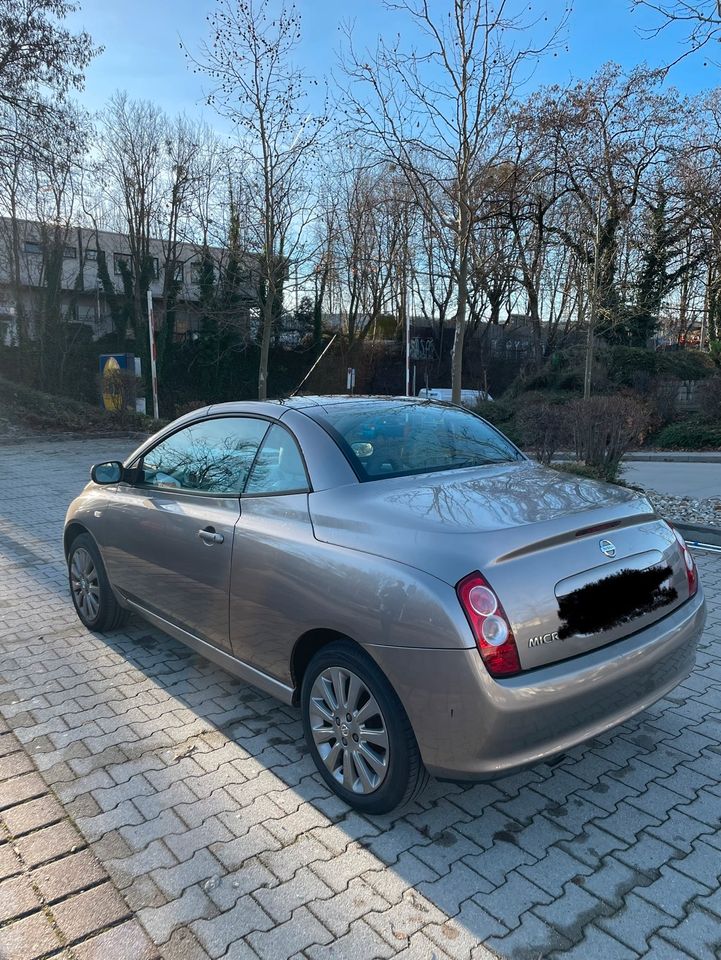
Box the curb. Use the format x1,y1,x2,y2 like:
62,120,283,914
675,521,721,554
549,451,721,464
0,431,150,447
625,453,721,464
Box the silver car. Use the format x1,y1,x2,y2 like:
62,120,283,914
64,397,706,813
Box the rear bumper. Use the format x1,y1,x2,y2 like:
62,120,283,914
367,587,706,780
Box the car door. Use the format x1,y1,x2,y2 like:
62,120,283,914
229,422,316,680
102,415,270,653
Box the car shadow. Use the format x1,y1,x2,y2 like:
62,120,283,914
66,612,698,960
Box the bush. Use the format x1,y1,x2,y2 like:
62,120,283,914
474,399,524,446
515,396,569,464
0,376,157,435
569,393,651,481
552,461,618,484
655,349,715,380
652,417,721,450
697,377,721,421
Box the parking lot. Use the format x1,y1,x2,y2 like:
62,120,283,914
1,437,721,960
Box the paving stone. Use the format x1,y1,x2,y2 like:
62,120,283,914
636,863,713,920
597,891,676,953
305,918,395,960
159,927,213,960
1,793,65,837
0,731,22,758
462,835,537,887
254,864,333,924
205,857,276,912
534,880,612,940
0,749,34,781
0,911,63,960
0,772,47,810
365,887,446,945
210,824,281,871
425,899,512,959
138,883,218,945
121,873,168,912
577,854,648,909
416,858,493,914
261,832,336,884
0,874,42,923
14,818,85,867
546,924,638,959
481,871,555,929
151,848,225,900
51,880,131,943
191,895,274,958
0,843,22,881
658,904,721,960
248,904,334,960
672,838,721,888
72,919,159,960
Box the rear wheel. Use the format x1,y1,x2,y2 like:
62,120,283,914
68,533,128,632
301,640,428,814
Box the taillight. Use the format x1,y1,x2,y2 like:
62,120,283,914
670,525,698,598
456,572,521,677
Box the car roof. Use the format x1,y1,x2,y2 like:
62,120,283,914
206,395,437,417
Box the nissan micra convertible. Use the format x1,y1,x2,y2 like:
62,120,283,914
65,397,706,812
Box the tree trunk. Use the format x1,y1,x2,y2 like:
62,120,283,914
258,276,274,399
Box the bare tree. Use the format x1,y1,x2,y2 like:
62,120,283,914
97,93,166,352
0,0,96,155
341,0,565,403
189,0,326,399
633,1,721,65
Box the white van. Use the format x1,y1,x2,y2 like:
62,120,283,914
417,387,493,406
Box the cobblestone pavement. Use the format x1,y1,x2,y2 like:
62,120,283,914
1,438,721,960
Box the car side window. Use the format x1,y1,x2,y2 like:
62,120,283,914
141,417,269,494
244,424,309,496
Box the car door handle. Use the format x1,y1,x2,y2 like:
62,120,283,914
198,527,224,545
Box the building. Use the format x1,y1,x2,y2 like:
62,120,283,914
0,218,256,347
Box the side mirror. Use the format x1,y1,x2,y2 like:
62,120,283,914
91,461,124,485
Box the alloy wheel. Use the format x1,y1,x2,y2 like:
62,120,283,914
70,547,101,622
308,666,390,794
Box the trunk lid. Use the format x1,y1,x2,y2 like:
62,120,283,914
309,460,689,669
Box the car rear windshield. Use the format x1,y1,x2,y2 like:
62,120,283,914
309,400,523,481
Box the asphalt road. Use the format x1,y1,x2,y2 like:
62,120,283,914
621,461,721,500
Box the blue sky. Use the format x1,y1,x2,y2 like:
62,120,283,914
67,0,709,121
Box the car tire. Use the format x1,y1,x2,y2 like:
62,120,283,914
301,640,429,814
68,532,129,632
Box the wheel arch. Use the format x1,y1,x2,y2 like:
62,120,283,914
64,521,90,559
290,628,367,704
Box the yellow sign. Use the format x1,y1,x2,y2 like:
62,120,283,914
101,356,123,412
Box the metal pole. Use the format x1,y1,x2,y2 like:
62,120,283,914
146,289,159,420
583,195,602,400
405,312,411,396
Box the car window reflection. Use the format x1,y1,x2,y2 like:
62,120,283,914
312,401,522,481
244,424,309,495
142,418,269,494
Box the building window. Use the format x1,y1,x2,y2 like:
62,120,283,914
113,254,159,279
174,263,184,282
85,248,98,261
190,261,202,284
113,252,129,276
63,245,76,259
24,241,43,255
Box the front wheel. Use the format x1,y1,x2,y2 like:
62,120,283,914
301,640,428,814
68,533,128,632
